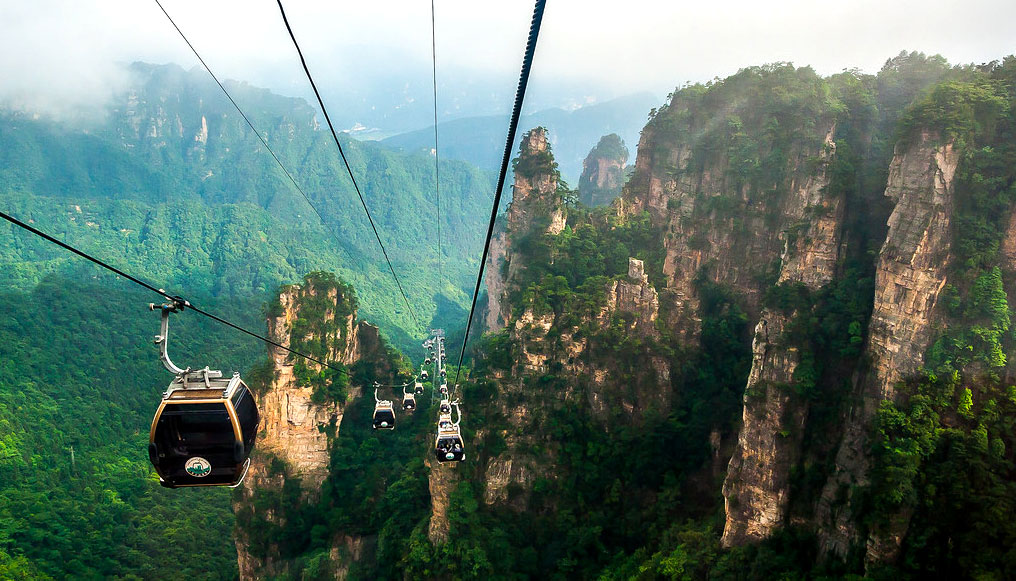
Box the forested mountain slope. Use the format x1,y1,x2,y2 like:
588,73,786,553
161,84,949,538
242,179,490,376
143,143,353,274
0,61,497,579
0,62,495,351
229,52,1016,579
0,277,261,579
5,51,1016,580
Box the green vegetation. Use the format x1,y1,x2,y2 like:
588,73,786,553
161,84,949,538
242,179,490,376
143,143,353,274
0,62,496,353
0,62,487,578
283,272,358,403
865,57,1016,578
7,52,1016,579
578,133,628,207
0,276,257,579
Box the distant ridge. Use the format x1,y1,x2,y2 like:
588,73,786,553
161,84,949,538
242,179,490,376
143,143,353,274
380,92,659,184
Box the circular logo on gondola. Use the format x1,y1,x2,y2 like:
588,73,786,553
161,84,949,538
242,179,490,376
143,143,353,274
185,457,212,477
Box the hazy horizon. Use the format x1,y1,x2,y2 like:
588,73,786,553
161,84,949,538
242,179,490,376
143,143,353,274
2,0,1013,131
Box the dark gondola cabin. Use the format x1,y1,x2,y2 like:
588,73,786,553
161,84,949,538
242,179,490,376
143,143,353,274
414,381,425,395
148,370,259,488
434,427,465,462
373,400,396,429
403,392,416,411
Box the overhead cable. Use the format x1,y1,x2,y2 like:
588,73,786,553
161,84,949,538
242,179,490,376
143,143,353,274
153,0,348,264
275,0,419,327
453,0,547,388
430,0,443,270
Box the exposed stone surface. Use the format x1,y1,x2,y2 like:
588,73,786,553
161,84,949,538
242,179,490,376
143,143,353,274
603,258,660,335
234,279,379,579
816,132,958,564
720,128,843,547
482,255,669,508
484,227,509,332
722,314,809,546
257,284,374,488
485,127,566,331
427,457,459,544
578,133,629,207
622,115,838,343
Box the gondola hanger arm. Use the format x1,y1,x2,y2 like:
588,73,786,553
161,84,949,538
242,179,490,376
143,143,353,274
150,302,187,376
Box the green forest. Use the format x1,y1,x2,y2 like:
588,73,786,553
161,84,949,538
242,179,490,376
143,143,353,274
0,62,495,353
5,49,1016,580
222,53,1016,580
0,62,489,579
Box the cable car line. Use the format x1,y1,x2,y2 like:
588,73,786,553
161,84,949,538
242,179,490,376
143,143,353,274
152,0,354,281
452,0,546,389
430,0,443,270
0,209,347,376
275,0,419,328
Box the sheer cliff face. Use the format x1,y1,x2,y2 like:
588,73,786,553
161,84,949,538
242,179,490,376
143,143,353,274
255,284,373,488
606,68,852,548
485,127,565,331
621,94,839,343
817,131,957,563
720,129,843,547
477,128,670,508
481,257,668,508
234,275,379,579
578,133,629,207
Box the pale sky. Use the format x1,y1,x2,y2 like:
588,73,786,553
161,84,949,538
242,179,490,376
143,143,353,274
1,0,1014,121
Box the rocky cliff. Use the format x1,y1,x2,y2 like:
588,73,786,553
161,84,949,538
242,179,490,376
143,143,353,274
228,55,1016,579
578,133,629,207
720,123,844,547
816,131,958,563
233,272,382,579
485,127,566,331
619,72,839,343
476,127,670,509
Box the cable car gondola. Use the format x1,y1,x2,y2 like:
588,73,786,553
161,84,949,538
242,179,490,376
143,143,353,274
434,401,465,463
373,388,396,430
414,381,425,395
403,386,416,411
147,303,259,488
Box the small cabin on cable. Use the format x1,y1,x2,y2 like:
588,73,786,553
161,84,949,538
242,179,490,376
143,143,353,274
149,370,259,488
434,426,465,462
147,302,259,489
373,399,396,429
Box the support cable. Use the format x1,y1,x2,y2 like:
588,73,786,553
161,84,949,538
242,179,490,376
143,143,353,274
452,0,546,389
153,0,346,265
0,210,347,374
430,0,443,270
275,0,419,327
